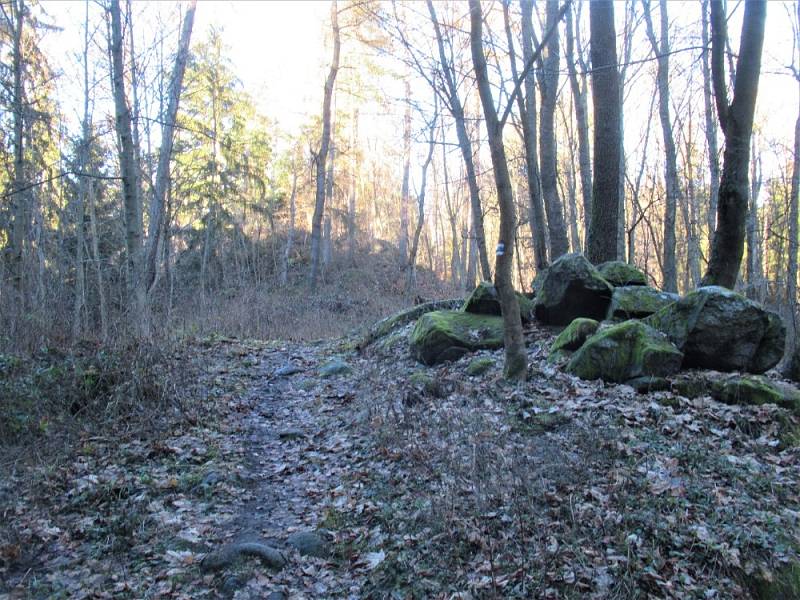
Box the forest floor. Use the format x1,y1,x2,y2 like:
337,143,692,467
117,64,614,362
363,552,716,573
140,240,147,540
1,316,800,599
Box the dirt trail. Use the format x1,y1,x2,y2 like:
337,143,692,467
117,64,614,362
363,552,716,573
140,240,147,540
198,339,373,598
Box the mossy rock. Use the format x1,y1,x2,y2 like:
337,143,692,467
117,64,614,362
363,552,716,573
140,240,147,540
712,375,798,410
784,344,800,384
532,253,614,325
550,318,600,355
625,376,671,394
462,282,535,324
607,286,678,320
466,357,494,376
358,298,463,350
408,370,444,396
409,310,504,366
645,286,785,373
596,261,648,287
566,320,683,383
319,358,351,378
671,373,713,399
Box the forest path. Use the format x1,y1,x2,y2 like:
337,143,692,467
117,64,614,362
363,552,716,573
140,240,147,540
197,336,375,599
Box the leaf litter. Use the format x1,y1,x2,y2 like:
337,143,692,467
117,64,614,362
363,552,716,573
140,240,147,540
0,321,798,598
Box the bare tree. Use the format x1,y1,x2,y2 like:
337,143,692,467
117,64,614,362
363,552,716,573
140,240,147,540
787,1,800,314
425,0,492,281
701,0,721,241
586,0,621,264
565,2,591,245
309,0,340,289
502,0,548,270
469,0,565,378
399,80,411,264
702,0,766,289
406,97,438,291
109,0,145,326
9,0,26,289
643,0,679,291
143,0,196,295
537,0,570,260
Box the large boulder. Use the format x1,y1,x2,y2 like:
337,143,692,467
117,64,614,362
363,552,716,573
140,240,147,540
785,345,800,383
597,261,648,287
410,310,504,366
462,282,535,323
532,254,614,325
645,286,786,374
566,320,683,383
607,286,679,320
550,318,600,354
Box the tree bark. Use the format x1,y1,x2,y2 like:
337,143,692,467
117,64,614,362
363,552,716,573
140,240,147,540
309,0,340,289
643,0,679,292
701,0,766,289
565,3,592,246
788,78,800,308
348,108,358,262
701,0,721,242
10,0,26,289
586,0,621,264
280,167,298,286
427,0,492,281
746,138,763,299
516,0,549,270
109,0,145,326
143,0,196,294
469,0,526,381
400,80,411,264
407,103,437,292
537,0,570,260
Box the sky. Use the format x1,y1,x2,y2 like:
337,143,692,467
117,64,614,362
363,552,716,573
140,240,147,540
35,0,800,189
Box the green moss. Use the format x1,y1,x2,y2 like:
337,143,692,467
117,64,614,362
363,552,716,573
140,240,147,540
550,318,600,354
409,310,504,366
466,357,494,376
566,320,683,383
597,261,647,286
712,376,784,407
408,370,444,397
461,282,535,323
607,286,678,320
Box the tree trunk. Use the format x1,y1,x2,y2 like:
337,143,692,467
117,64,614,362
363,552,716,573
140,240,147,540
516,0,549,270
469,0,526,380
308,0,340,289
685,128,702,288
586,0,621,264
280,168,298,286
10,0,26,289
701,0,721,242
537,0,569,260
746,138,763,299
143,0,196,293
74,0,92,341
643,0,679,291
788,77,800,308
400,80,411,264
407,104,437,292
109,0,145,327
702,0,767,289
565,3,592,246
427,0,492,281
348,108,358,262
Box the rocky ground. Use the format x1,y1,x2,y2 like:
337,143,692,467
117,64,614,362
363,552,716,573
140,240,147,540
1,315,800,598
